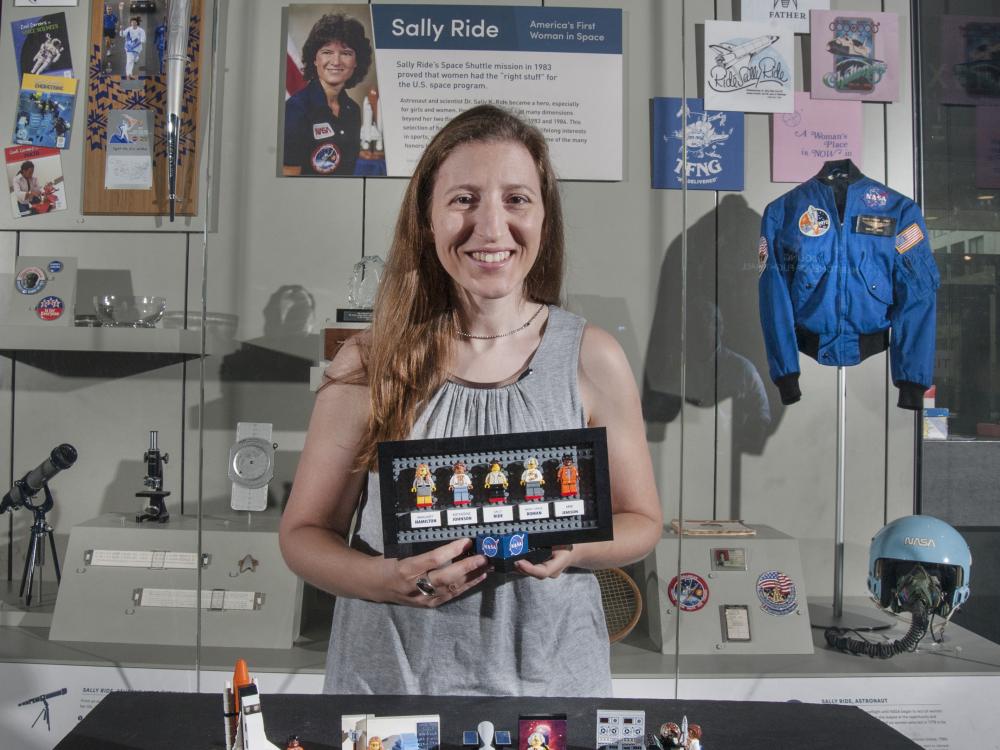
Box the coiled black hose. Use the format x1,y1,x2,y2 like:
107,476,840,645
824,602,929,658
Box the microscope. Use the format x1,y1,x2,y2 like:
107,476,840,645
136,430,170,523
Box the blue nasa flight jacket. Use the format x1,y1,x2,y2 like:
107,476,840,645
758,162,940,410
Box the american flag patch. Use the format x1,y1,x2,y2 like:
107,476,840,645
758,236,768,275
895,222,924,254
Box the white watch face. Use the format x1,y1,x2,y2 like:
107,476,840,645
229,436,274,491
233,445,269,482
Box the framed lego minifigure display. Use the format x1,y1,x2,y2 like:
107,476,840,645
377,427,613,558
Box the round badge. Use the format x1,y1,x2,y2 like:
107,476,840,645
756,570,798,615
47,260,64,273
481,536,499,558
508,533,525,556
35,295,65,321
15,266,47,295
781,110,802,128
863,186,888,209
667,572,710,612
311,142,342,174
798,205,831,237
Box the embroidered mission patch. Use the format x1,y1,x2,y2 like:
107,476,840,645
798,205,831,237
758,236,769,275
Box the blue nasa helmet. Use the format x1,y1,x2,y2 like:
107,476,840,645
867,515,971,616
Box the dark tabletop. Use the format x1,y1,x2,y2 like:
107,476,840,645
54,691,920,750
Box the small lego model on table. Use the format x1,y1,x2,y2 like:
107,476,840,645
449,461,473,506
223,659,282,750
463,720,513,750
595,709,645,750
520,457,544,500
411,463,436,508
649,718,701,750
556,454,579,497
484,460,509,503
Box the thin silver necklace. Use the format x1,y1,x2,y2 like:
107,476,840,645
456,304,545,340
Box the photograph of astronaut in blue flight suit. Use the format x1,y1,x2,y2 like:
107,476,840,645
283,12,373,177
758,159,940,410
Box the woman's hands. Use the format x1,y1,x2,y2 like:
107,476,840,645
514,544,576,580
375,538,489,608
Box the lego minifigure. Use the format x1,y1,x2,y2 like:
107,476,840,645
449,461,473,505
285,737,302,749
411,464,436,508
686,725,702,750
526,732,549,750
520,457,544,500
556,454,578,497
368,737,383,750
484,460,509,503
657,723,682,749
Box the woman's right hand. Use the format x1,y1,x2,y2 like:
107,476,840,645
373,538,489,608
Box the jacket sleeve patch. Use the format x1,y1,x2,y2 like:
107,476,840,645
895,222,925,254
758,236,769,275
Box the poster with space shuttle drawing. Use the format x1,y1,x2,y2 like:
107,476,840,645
810,10,899,101
704,21,794,113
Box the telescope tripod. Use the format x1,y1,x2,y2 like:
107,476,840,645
20,484,61,607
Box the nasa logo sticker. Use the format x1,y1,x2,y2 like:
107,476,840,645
863,186,888,209
666,572,710,612
481,536,500,558
508,533,525,557
35,295,65,321
798,205,831,237
311,142,341,174
15,266,47,295
756,569,798,615
47,260,63,273
312,122,334,139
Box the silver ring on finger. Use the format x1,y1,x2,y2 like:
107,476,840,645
415,576,437,597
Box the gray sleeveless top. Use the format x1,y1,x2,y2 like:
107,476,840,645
324,306,612,696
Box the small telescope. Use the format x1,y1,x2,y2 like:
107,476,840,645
18,688,68,706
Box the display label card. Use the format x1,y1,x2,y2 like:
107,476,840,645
482,505,514,523
652,97,744,191
446,507,478,526
313,4,623,179
704,21,794,113
104,109,153,190
740,0,829,35
722,604,752,641
771,91,863,182
810,10,899,101
553,499,584,517
410,510,442,528
939,16,1000,105
977,107,1000,189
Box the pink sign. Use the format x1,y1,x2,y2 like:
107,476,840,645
940,15,1000,107
810,10,899,102
977,107,1000,188
772,92,863,182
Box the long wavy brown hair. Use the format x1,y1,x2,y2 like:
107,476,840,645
353,105,565,468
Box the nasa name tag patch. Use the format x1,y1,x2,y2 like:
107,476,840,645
854,215,897,236
798,205,831,237
312,122,334,139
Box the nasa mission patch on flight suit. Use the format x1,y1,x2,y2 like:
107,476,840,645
283,79,361,176
758,168,940,410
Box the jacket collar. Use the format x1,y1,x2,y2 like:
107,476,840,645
815,159,864,185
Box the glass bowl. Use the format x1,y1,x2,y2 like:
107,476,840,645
93,295,167,328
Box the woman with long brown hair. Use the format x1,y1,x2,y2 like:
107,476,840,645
279,105,661,696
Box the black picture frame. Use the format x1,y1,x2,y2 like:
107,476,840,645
377,427,613,558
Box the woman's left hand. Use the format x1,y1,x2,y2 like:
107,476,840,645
514,544,575,579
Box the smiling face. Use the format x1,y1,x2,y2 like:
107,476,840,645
314,39,357,90
429,140,544,306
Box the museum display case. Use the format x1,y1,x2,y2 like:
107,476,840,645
1,0,998,747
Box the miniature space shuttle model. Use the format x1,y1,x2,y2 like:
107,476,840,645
164,0,191,221
360,89,384,154
709,34,780,70
223,659,281,750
